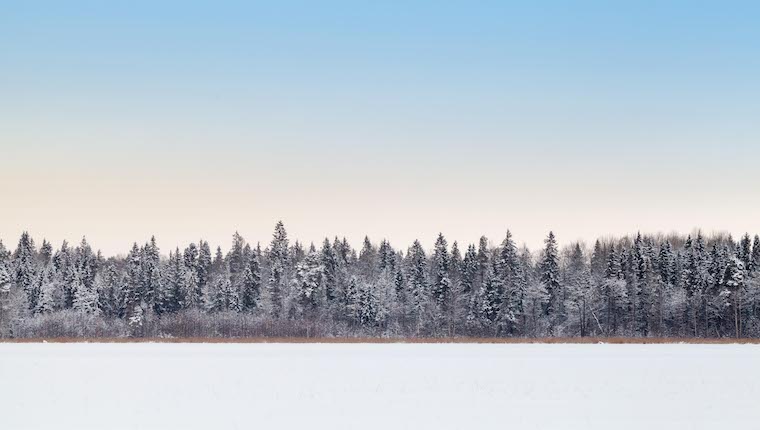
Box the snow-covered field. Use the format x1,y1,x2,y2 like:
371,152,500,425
1,343,759,429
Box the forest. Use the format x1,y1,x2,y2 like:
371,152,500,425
1,222,758,339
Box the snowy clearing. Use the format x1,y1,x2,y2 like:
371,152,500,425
1,344,759,429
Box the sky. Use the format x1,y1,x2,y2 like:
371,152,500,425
1,1,759,256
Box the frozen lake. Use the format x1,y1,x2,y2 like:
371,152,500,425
1,343,759,429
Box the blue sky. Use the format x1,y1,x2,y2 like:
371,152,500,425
2,1,759,254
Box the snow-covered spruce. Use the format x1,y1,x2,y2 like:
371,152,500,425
1,226,759,338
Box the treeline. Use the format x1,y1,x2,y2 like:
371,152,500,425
1,222,759,339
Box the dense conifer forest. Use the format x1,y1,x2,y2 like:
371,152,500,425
1,222,758,339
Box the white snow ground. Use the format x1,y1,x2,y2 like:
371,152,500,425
1,343,759,429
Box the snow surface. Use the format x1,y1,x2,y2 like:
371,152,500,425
1,343,759,429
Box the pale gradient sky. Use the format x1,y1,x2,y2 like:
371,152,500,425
2,1,759,255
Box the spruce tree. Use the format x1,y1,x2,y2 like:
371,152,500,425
476,236,490,286
39,240,53,266
406,240,428,321
751,235,760,274
480,264,503,334
141,236,161,310
210,268,239,313
293,251,322,315
97,263,121,317
394,265,405,306
14,231,38,311
540,232,561,318
161,249,186,313
357,282,381,327
53,241,74,308
0,240,9,266
498,230,522,332
72,271,99,315
268,221,289,318
228,232,246,287
320,239,338,303
183,243,203,308
632,233,652,336
197,240,212,294
720,256,745,338
378,240,395,272
461,245,478,295
344,276,360,321
590,240,605,279
602,244,625,334
0,265,11,293
240,252,262,312
124,243,144,323
431,233,451,318
450,241,463,284
738,234,752,270
212,246,225,274
564,243,593,336
358,236,377,279
35,267,56,315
